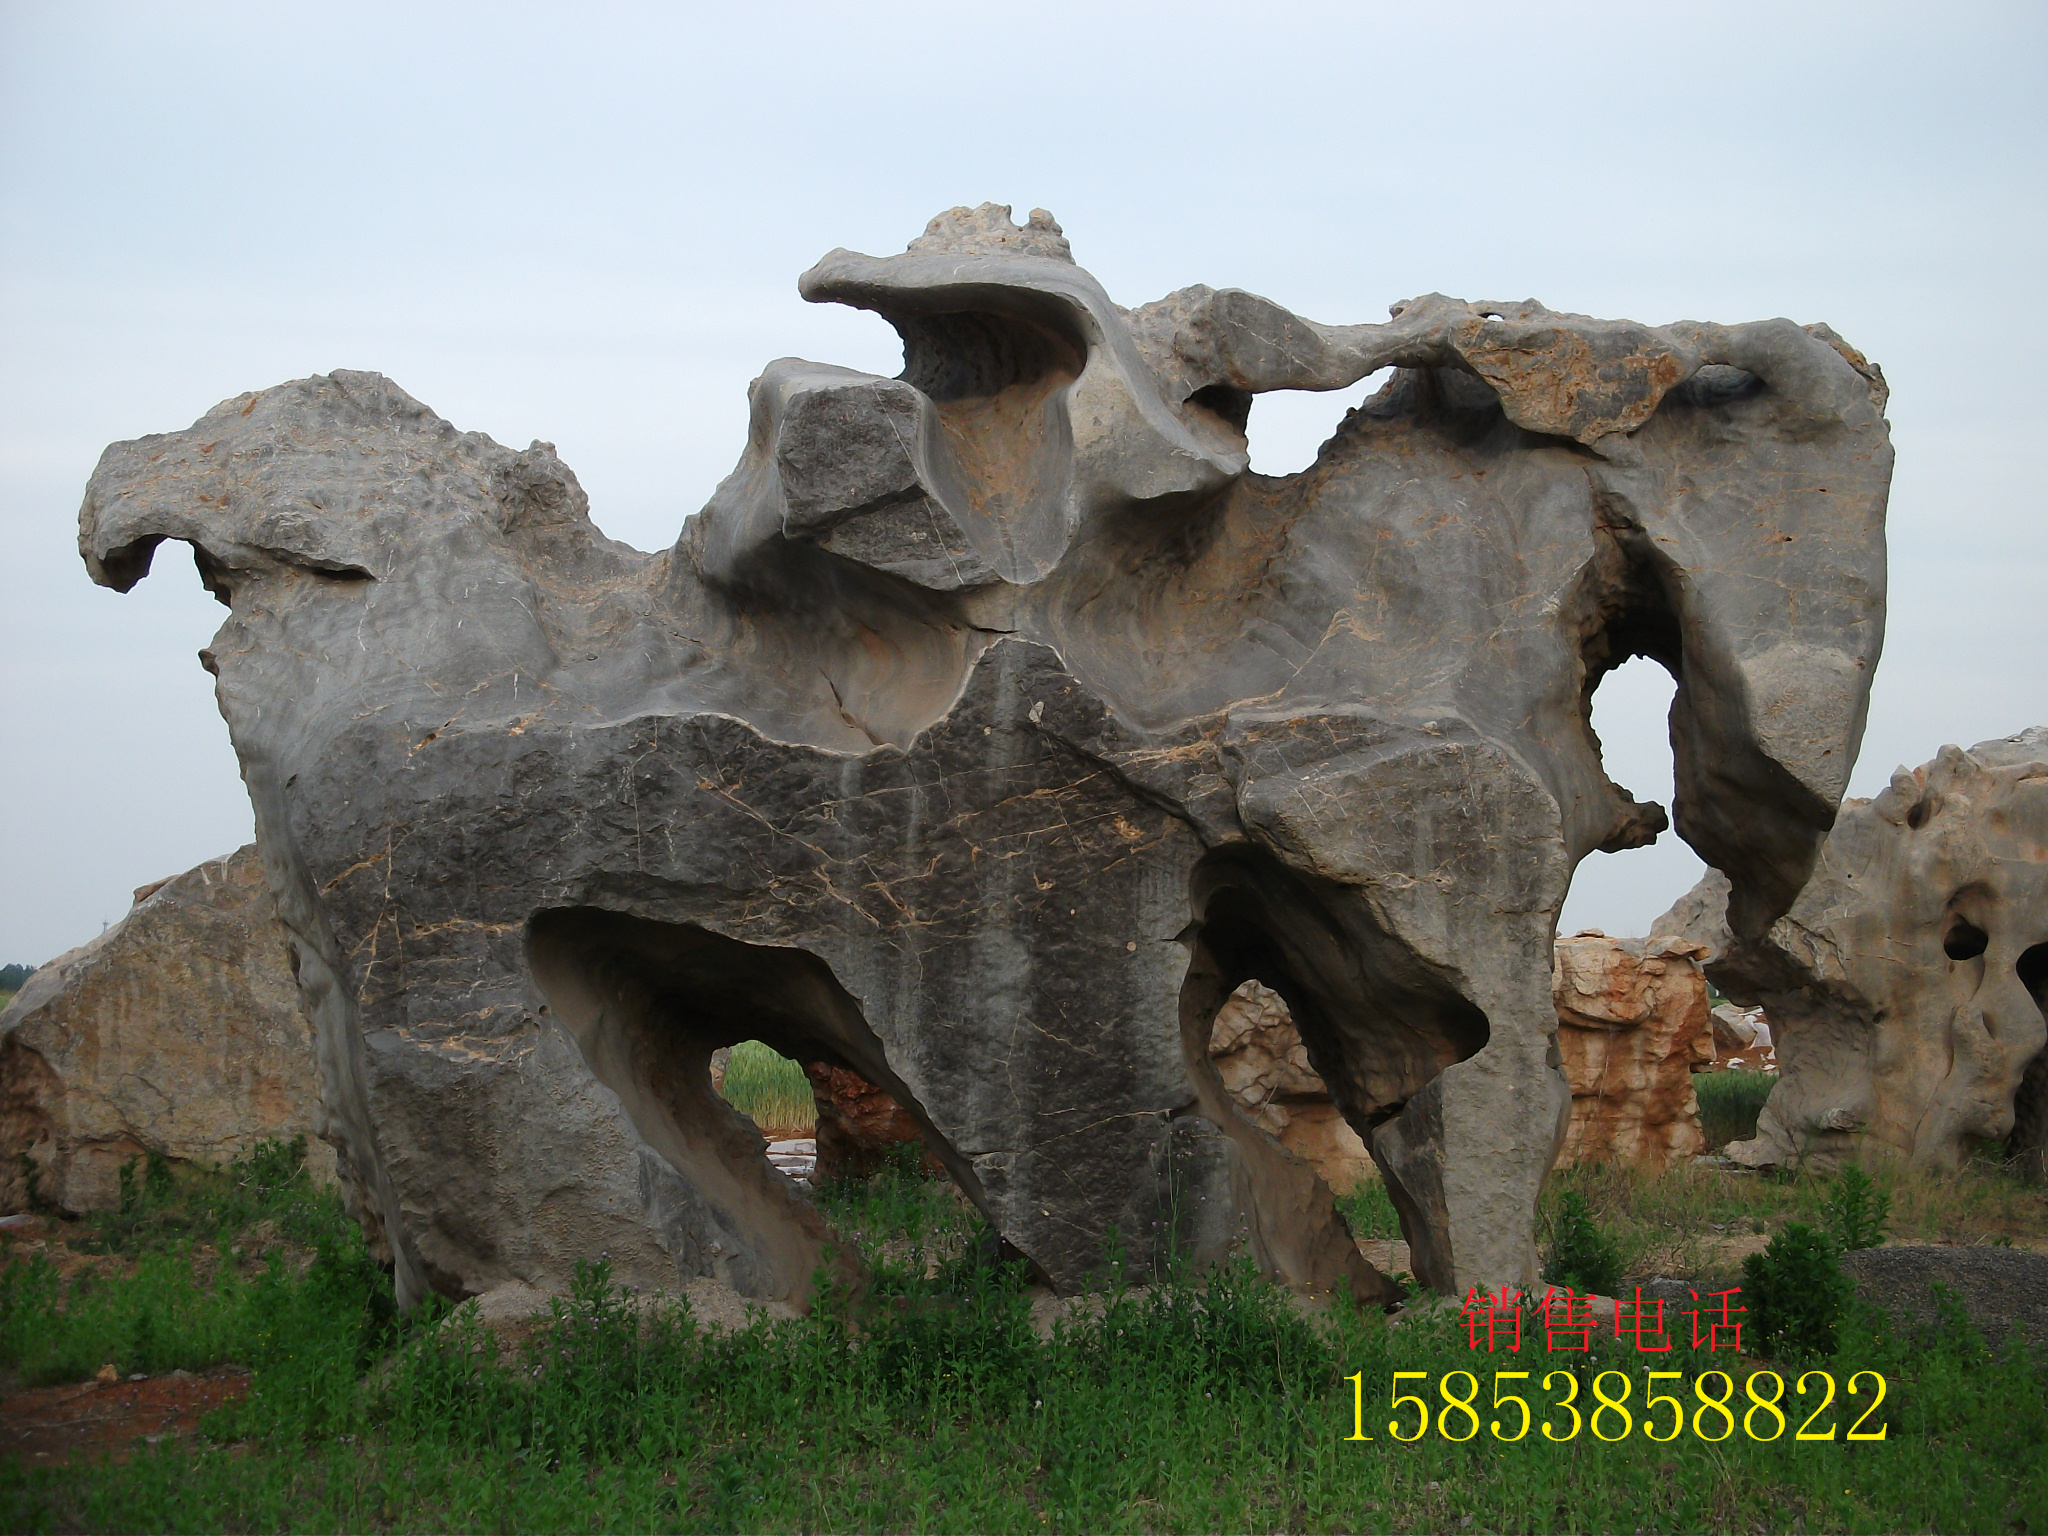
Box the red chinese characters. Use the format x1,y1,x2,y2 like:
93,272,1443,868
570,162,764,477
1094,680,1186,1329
1458,1287,1746,1353
1459,1287,1525,1352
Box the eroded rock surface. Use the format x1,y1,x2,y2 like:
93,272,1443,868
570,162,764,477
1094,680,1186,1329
77,204,1891,1304
1666,730,2048,1176
1551,933,1711,1171
0,847,334,1212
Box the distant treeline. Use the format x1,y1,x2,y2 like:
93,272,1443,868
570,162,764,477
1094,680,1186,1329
0,963,34,992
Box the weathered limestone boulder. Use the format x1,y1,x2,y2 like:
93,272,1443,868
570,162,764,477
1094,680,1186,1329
0,846,333,1213
1208,982,1375,1193
1550,933,1711,1171
77,204,1890,1304
1663,730,2048,1175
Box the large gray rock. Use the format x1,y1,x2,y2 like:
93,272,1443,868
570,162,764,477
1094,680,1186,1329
1667,729,2048,1176
75,205,1891,1306
0,847,334,1212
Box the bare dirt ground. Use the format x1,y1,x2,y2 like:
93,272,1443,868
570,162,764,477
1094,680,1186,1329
0,1366,249,1467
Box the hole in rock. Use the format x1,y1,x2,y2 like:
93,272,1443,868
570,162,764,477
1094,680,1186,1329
1562,656,1706,938
1672,364,1764,408
526,909,988,1298
882,303,1085,580
2008,944,2048,1180
1184,846,1487,1294
1943,916,1990,962
1242,370,1393,476
2019,943,2048,1008
1184,383,1251,434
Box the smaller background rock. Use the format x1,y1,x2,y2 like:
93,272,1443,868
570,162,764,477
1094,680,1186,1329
0,846,333,1212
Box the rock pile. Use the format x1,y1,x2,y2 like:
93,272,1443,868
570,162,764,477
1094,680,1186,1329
764,1139,817,1184
1706,1004,1776,1072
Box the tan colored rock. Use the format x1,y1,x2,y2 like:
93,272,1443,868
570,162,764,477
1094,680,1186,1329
1207,982,1375,1194
1551,933,1710,1171
0,846,333,1212
1671,729,2048,1176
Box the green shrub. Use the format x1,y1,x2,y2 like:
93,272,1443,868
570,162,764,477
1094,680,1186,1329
1541,1189,1623,1295
1743,1221,1853,1361
0,1138,396,1390
1824,1163,1891,1250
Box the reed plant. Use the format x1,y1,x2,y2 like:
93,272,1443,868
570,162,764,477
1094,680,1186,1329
716,1040,816,1137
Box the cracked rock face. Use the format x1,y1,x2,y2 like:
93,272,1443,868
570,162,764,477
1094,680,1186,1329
1669,729,2048,1177
0,846,335,1213
77,204,1891,1305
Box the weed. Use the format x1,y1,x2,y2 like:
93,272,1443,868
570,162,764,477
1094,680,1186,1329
1541,1190,1623,1295
1334,1177,1403,1242
6,1146,2048,1532
1823,1163,1892,1250
1541,1155,2044,1281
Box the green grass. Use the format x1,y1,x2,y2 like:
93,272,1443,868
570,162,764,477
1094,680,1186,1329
5,1148,2047,1532
1695,1071,1776,1151
1542,1155,2048,1287
0,1140,395,1392
1335,1176,1404,1242
717,1040,815,1136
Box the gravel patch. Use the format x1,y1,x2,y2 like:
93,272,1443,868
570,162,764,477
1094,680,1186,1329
1841,1243,2048,1356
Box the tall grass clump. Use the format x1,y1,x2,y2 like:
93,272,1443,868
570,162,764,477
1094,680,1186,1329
717,1039,815,1136
1694,1069,1775,1149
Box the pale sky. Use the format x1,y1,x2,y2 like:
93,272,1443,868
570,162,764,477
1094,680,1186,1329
3,1,2043,964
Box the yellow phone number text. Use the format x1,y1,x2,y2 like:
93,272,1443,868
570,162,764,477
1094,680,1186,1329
1343,1369,1888,1443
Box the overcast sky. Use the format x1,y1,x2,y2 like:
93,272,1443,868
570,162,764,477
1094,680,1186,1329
3,1,2043,965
